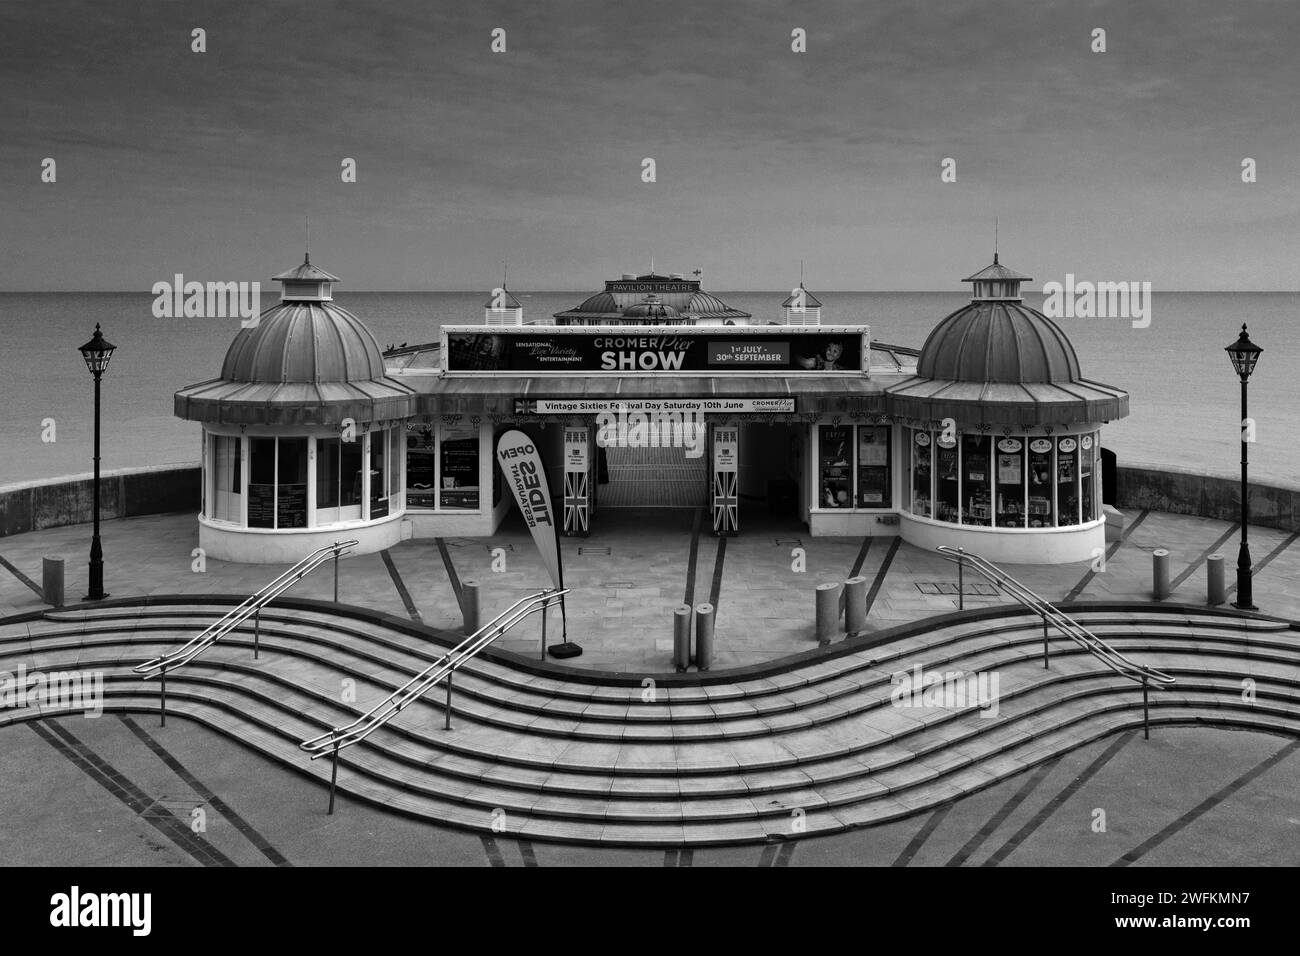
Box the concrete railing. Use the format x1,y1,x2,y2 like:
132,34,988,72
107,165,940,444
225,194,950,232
1116,463,1300,535
0,464,200,539
1,459,1297,539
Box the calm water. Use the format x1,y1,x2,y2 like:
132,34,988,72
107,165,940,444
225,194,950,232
1,292,1296,488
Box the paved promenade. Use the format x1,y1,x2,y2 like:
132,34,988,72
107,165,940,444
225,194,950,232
0,507,1297,671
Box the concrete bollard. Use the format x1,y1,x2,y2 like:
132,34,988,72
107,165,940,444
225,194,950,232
673,604,693,672
694,603,715,671
461,580,481,635
1206,553,1226,606
42,557,65,608
844,576,867,635
1152,550,1170,600
815,582,843,645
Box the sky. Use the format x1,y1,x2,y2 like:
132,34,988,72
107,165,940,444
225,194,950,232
2,0,1299,291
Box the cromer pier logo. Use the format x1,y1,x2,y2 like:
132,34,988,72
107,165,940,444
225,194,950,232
50,887,151,936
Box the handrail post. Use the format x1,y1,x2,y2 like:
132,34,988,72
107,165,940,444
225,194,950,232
540,598,548,661
160,663,167,727
333,546,340,603
1142,678,1150,740
958,551,964,611
1042,613,1049,669
328,743,340,814
254,607,261,660
445,671,453,731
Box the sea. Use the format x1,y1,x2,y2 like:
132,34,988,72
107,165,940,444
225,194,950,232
0,292,1296,489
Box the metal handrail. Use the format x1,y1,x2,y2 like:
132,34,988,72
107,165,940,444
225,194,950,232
937,546,1176,689
134,539,357,680
300,586,567,814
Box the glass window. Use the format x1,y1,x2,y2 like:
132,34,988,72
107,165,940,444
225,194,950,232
856,426,890,508
961,434,991,526
1080,433,1096,523
995,437,1025,528
407,429,437,509
211,434,242,523
1057,437,1079,526
440,424,480,511
818,425,853,508
317,437,341,509
935,434,959,523
911,430,932,517
370,430,389,520
277,438,308,528
1027,438,1054,528
249,438,276,528
389,427,401,499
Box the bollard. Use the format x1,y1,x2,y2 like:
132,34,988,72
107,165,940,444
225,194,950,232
694,603,715,671
1152,549,1170,600
461,580,481,635
1206,553,1226,606
844,576,867,635
673,604,692,672
815,582,843,645
42,557,65,608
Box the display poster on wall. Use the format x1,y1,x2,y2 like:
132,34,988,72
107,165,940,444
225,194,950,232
713,427,738,472
997,454,1022,484
564,428,589,471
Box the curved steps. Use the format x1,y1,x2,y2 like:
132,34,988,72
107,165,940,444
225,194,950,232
1,602,1297,845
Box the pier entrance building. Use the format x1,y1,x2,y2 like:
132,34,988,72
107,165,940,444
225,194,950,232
176,260,1127,564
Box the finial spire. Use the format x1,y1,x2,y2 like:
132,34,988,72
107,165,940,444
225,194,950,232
305,217,311,265
800,258,805,287
994,217,999,264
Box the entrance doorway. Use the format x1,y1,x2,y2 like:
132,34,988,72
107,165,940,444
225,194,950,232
598,443,707,508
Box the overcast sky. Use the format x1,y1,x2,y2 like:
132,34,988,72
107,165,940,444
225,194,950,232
3,0,1298,291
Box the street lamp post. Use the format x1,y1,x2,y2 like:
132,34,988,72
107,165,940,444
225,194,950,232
1225,324,1261,611
78,324,116,601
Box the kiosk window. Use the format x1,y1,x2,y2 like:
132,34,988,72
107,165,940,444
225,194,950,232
961,434,991,526
856,426,890,508
276,438,308,529
818,425,852,508
910,431,932,518
249,438,276,528
211,434,242,524
995,438,1025,528
1057,437,1079,526
1027,439,1054,528
440,425,480,511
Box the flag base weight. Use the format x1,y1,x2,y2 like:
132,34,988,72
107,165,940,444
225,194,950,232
547,642,584,659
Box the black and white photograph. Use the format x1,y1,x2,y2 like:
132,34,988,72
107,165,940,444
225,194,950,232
0,0,1294,934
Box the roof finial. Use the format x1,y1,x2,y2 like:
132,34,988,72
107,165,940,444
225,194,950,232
502,259,508,290
994,217,999,265
305,217,311,266
800,258,805,288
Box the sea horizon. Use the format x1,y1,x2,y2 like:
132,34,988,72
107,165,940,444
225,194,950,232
3,290,1296,490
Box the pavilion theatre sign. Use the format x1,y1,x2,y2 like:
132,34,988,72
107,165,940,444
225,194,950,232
441,326,869,375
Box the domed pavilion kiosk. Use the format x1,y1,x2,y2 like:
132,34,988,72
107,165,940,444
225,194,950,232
884,257,1129,564
174,257,418,562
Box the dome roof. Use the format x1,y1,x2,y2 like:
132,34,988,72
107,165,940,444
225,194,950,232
686,291,738,315
916,300,1080,384
221,301,389,384
623,295,678,319
575,291,619,313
